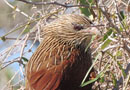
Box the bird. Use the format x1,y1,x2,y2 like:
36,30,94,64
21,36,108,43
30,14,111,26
25,14,99,90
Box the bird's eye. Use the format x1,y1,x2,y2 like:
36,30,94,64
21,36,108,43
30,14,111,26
72,23,84,31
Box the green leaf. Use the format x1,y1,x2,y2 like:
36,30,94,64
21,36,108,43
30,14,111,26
78,0,92,17
119,25,123,32
101,39,112,50
116,51,122,57
81,52,101,86
23,27,30,33
102,28,112,41
99,76,105,83
85,35,96,52
23,23,31,33
22,57,29,62
81,71,104,87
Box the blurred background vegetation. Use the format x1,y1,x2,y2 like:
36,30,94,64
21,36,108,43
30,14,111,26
0,0,129,90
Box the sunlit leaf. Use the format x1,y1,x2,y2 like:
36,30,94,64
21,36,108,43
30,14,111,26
23,27,30,33
119,25,123,31
81,71,104,87
23,24,31,33
101,39,112,50
116,51,122,57
81,53,102,87
102,28,112,41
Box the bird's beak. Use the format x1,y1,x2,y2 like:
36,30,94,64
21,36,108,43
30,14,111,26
81,27,101,40
85,27,101,37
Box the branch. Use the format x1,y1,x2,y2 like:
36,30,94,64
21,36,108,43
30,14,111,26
4,0,30,18
0,59,19,70
4,37,35,40
17,0,98,9
99,8,121,35
113,63,130,90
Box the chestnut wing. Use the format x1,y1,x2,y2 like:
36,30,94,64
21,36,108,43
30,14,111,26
26,44,79,90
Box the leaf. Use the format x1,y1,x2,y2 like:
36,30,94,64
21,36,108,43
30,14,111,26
101,39,112,50
81,71,104,87
116,50,122,57
22,57,29,62
102,28,112,41
119,25,123,32
77,0,93,17
81,52,101,86
23,23,31,33
23,27,30,33
85,35,96,52
99,76,105,83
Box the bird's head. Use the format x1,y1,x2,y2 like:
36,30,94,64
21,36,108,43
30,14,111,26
42,14,100,48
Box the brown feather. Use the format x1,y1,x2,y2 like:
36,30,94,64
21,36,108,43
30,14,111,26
26,14,99,90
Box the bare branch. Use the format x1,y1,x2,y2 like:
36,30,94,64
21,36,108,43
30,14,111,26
17,0,98,9
4,0,30,18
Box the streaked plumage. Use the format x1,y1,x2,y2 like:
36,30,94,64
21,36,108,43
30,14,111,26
26,14,98,90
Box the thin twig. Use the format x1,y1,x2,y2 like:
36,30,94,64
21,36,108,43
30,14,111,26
100,8,121,34
19,34,30,61
113,64,130,90
113,0,126,31
102,44,120,52
0,58,19,70
0,9,62,38
4,0,30,18
4,37,35,40
17,0,98,9
1,70,20,90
